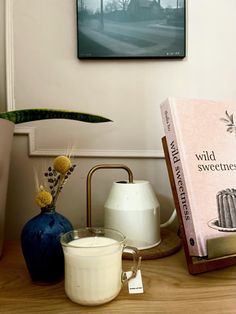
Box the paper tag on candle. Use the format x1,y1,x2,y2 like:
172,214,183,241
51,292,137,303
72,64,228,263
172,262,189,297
126,270,144,294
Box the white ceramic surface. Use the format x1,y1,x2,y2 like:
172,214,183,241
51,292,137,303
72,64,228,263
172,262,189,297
104,180,161,249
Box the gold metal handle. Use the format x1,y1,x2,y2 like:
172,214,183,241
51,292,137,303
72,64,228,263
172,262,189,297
86,164,134,227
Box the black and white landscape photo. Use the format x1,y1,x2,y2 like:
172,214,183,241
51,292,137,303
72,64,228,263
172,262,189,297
77,0,185,58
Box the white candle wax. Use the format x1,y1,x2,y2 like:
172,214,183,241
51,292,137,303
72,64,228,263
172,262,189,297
63,236,123,306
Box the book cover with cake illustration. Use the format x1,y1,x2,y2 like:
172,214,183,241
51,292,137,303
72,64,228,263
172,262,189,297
161,97,236,257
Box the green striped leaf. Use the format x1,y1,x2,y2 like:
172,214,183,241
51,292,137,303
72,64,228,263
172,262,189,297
0,109,112,124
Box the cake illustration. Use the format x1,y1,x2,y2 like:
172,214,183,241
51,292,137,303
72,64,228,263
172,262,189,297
216,189,236,229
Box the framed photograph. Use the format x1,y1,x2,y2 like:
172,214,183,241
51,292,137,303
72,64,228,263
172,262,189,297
77,0,186,59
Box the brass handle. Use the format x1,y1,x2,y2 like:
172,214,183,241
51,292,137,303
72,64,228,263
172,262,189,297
86,164,134,227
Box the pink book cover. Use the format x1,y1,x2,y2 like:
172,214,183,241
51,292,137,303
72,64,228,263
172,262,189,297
161,97,236,257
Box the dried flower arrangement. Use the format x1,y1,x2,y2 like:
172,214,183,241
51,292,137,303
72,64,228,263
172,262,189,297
35,155,76,211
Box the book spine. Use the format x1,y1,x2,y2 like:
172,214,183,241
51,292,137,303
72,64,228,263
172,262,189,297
161,98,203,256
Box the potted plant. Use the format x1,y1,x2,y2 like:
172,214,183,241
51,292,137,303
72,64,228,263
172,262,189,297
0,108,111,257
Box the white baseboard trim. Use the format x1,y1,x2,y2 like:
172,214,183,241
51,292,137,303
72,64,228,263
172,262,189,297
14,127,164,158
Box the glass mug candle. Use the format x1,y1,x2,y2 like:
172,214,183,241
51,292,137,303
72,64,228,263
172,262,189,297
60,228,140,306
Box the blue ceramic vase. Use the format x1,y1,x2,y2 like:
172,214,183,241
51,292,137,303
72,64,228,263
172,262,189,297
21,208,73,284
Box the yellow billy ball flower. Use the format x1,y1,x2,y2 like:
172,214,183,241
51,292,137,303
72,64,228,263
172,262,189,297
36,190,53,208
53,155,71,175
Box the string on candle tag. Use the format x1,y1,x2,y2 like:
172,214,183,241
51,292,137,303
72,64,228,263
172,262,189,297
126,270,144,294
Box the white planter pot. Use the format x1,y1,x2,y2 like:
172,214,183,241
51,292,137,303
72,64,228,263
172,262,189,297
0,119,14,257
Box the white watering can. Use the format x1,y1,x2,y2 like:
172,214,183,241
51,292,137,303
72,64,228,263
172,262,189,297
86,164,176,250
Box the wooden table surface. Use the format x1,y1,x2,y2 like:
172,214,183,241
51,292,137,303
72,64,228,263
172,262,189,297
0,241,235,314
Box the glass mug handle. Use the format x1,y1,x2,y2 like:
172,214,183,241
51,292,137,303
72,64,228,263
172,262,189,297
121,245,141,284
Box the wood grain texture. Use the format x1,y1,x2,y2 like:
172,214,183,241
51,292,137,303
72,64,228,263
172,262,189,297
0,241,235,314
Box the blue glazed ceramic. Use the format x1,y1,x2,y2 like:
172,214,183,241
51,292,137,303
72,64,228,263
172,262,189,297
21,208,73,284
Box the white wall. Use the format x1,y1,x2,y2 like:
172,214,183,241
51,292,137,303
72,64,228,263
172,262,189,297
3,0,236,239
